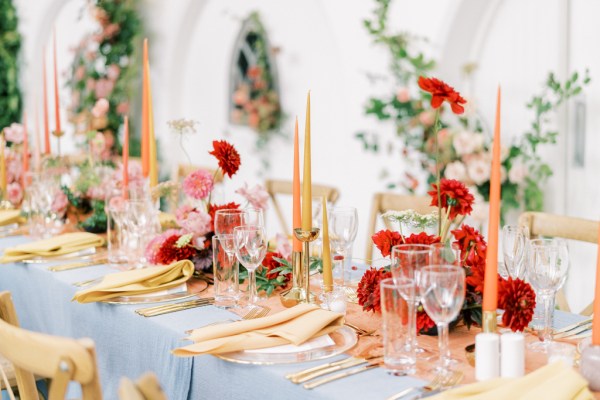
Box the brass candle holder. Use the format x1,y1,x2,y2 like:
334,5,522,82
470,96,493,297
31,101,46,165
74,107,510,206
293,227,320,304
52,130,64,156
279,251,305,307
482,310,497,333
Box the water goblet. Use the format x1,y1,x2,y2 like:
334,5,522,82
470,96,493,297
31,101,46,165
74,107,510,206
502,225,529,279
234,224,268,309
123,199,158,268
329,206,358,286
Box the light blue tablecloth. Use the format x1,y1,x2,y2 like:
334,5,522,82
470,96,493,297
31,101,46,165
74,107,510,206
0,234,588,399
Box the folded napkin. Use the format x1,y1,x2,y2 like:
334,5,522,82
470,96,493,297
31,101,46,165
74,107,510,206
172,303,344,357
0,232,105,263
72,260,195,303
0,209,22,227
429,361,592,400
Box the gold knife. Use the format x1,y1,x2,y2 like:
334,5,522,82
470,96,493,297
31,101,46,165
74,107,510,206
303,362,382,389
286,357,360,380
138,301,214,317
553,318,593,334
135,298,216,314
292,358,375,383
48,257,108,272
554,323,592,339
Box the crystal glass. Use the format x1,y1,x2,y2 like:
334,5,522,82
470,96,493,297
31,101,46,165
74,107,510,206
123,199,159,268
319,284,347,315
430,242,461,266
380,277,417,375
502,225,529,279
329,206,358,286
215,209,246,254
243,207,264,227
391,244,433,358
213,235,240,308
234,224,267,308
527,238,569,352
36,173,65,237
418,265,465,375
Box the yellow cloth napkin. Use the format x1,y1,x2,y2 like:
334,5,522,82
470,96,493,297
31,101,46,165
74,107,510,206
72,260,195,303
0,232,105,263
0,210,21,227
429,361,592,400
172,303,344,357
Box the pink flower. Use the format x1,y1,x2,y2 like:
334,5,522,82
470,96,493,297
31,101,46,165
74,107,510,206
233,86,250,105
103,23,120,38
74,66,86,81
86,78,96,91
116,102,129,115
466,156,491,185
175,205,212,236
51,191,68,216
396,87,411,103
4,123,23,144
145,229,184,265
453,130,482,156
182,169,214,200
418,111,435,126
107,64,120,81
274,233,292,259
92,98,109,118
235,183,269,210
94,79,114,99
444,161,467,181
6,151,21,183
7,182,22,205
508,160,528,184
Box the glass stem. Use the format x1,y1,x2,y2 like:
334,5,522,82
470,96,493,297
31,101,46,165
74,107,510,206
438,323,450,367
410,301,419,347
248,269,257,304
541,293,555,342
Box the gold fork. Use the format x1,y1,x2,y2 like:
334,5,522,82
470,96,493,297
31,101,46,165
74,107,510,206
136,298,215,317
386,371,463,400
344,322,377,337
241,305,271,320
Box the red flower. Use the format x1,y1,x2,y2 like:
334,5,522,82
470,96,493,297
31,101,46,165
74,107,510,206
209,140,241,178
417,76,467,114
498,277,536,332
404,232,441,245
155,235,197,265
262,251,289,281
357,267,392,313
417,309,436,334
452,224,487,292
372,230,404,257
428,179,475,220
208,202,241,230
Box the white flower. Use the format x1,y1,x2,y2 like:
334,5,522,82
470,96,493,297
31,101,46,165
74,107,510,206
444,161,467,181
453,131,481,156
508,160,528,184
469,188,488,223
466,156,491,185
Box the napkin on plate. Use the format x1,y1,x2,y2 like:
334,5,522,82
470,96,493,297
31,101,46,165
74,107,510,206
172,303,344,356
0,232,105,263
429,361,592,400
72,260,195,303
0,209,22,227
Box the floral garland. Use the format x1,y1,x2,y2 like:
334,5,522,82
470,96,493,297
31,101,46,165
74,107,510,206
357,0,590,219
2,123,25,206
67,0,142,157
0,0,21,131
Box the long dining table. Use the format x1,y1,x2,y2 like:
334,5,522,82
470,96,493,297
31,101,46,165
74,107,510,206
0,233,595,399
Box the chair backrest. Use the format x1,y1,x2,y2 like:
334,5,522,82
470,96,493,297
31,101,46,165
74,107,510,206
0,291,102,400
518,212,599,315
365,193,434,260
118,372,167,400
264,179,340,235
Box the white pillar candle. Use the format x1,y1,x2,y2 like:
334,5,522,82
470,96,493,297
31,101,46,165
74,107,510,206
501,333,525,378
476,333,500,381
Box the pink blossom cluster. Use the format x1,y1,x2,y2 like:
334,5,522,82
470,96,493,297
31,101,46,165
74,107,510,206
175,205,212,237
235,183,269,210
182,169,214,200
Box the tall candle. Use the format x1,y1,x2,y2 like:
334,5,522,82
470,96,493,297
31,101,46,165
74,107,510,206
52,29,61,134
22,112,29,188
146,59,158,187
34,104,41,171
141,38,150,178
293,117,302,251
301,92,312,231
321,197,333,291
42,48,50,154
592,222,600,345
122,116,129,199
483,87,502,312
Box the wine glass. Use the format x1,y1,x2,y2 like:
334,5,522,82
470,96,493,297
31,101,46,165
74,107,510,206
329,207,358,286
418,265,466,376
234,224,268,308
527,238,569,352
214,209,247,256
391,244,433,358
243,208,264,227
502,225,530,279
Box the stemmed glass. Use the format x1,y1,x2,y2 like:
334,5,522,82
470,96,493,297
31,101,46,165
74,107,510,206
527,238,569,352
430,242,461,266
234,224,268,309
329,207,358,286
502,225,530,279
215,209,247,259
391,244,433,358
418,265,466,376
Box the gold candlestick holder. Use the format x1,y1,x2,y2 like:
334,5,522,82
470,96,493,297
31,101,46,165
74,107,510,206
293,227,320,304
52,130,64,156
279,251,305,307
482,310,497,333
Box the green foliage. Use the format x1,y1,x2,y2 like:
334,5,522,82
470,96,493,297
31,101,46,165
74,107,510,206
0,0,22,130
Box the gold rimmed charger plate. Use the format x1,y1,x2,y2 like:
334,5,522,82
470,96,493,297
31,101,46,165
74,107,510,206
102,280,210,305
215,326,358,365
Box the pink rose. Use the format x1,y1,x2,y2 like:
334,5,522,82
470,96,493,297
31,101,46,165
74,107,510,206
107,64,120,81
94,79,114,99
274,233,292,259
235,183,269,210
7,182,22,205
91,98,110,118
74,66,86,81
4,123,23,144
175,205,212,236
396,87,410,103
116,102,129,115
86,78,96,91
466,156,491,185
508,160,528,184
418,111,435,127
51,191,68,217
444,161,467,182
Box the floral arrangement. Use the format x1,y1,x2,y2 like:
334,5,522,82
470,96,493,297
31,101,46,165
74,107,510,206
0,0,21,132
2,123,25,206
382,209,438,236
356,0,590,219
357,77,536,333
67,0,142,156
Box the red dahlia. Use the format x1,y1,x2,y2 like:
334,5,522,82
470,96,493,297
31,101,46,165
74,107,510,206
209,140,241,178
155,235,197,265
428,179,475,220
262,251,289,281
357,267,391,313
404,232,441,246
208,202,241,230
417,76,467,115
372,230,404,258
417,309,436,334
498,277,536,332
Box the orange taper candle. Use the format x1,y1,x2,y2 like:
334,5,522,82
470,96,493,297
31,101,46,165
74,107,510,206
42,48,50,154
34,104,41,172
22,112,29,187
293,117,302,251
592,221,600,345
52,29,61,134
483,86,502,312
147,59,158,188
321,197,333,291
122,116,129,199
141,39,150,178
301,92,312,231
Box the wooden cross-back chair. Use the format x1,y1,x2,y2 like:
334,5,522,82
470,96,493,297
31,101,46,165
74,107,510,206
118,372,167,400
264,179,340,235
365,193,434,260
518,212,599,315
0,291,102,400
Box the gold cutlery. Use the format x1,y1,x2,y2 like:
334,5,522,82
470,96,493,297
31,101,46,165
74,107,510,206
21,247,98,264
48,257,108,272
553,318,593,334
136,298,215,317
303,361,382,389
291,357,380,384
72,277,102,287
554,323,592,339
286,356,355,380
344,322,377,337
385,370,464,400
241,305,271,320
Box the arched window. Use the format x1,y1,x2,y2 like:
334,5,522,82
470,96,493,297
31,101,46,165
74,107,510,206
229,12,281,133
